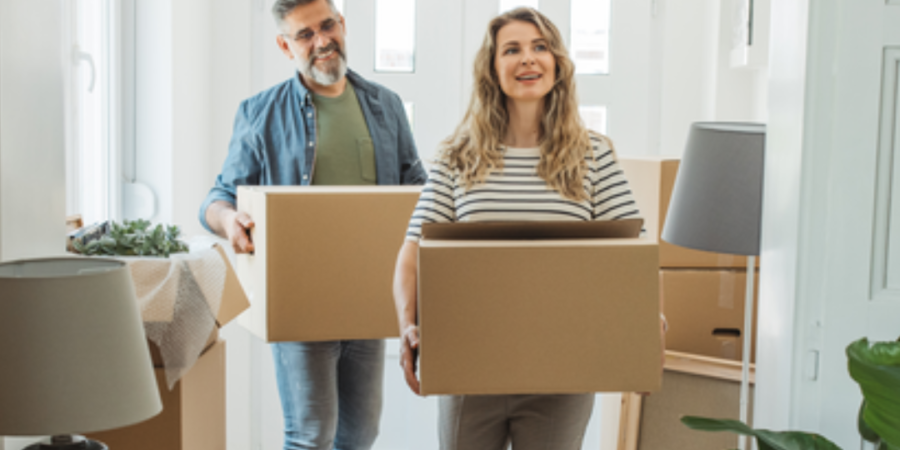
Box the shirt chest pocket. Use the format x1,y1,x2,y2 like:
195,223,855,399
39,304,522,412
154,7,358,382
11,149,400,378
358,138,377,183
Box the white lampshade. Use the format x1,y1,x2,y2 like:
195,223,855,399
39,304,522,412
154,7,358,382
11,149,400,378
0,258,162,436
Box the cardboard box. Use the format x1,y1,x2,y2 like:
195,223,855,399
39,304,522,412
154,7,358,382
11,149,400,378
141,245,249,366
660,269,758,362
418,221,661,395
618,351,755,450
619,157,759,269
236,186,421,342
87,340,226,450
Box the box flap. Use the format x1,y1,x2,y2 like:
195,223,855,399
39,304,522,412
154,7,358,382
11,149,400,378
421,219,643,240
214,244,250,326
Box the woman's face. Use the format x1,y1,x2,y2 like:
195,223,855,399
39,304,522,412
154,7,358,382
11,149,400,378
494,20,557,105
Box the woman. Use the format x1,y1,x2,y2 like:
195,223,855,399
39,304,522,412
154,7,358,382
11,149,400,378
393,7,646,450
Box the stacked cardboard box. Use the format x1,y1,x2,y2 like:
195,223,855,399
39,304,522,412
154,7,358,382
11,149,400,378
618,351,754,450
86,246,249,450
87,340,227,450
620,157,759,362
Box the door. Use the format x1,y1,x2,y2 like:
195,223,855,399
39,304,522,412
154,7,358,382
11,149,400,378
788,0,900,447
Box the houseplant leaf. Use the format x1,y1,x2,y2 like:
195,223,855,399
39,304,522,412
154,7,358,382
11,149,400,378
858,401,880,443
681,416,843,450
847,338,900,448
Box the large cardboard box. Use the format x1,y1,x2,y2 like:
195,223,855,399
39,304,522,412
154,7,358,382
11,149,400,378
236,186,421,342
619,157,758,269
87,340,226,450
418,221,662,395
618,351,755,450
660,269,758,362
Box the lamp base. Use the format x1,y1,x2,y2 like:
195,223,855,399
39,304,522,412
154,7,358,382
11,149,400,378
23,435,107,450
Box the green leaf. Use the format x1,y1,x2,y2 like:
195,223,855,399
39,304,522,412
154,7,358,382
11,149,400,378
71,219,188,257
681,417,843,450
859,401,880,443
847,339,900,447
86,240,102,254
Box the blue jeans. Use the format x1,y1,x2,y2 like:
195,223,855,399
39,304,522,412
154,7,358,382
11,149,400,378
272,340,385,450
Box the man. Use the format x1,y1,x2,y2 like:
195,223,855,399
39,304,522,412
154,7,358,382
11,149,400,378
199,0,426,448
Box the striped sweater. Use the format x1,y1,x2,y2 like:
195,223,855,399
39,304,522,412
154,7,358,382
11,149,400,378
406,135,642,240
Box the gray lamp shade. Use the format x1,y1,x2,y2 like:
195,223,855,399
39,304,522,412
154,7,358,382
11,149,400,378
662,122,765,256
0,258,162,436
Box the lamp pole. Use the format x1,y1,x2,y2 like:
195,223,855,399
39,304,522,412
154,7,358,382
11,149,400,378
738,255,756,450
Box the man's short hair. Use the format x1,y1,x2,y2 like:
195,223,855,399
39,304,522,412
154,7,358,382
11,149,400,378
272,0,339,26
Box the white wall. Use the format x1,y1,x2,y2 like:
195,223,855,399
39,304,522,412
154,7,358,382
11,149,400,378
655,0,767,157
132,0,217,238
0,0,67,447
657,0,720,156
0,0,67,263
172,0,214,238
133,0,173,227
209,1,256,447
753,0,811,433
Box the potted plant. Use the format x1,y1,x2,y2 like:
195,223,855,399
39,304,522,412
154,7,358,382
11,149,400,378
70,218,188,257
681,338,900,450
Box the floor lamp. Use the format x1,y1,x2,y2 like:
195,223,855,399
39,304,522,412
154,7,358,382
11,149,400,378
661,122,765,450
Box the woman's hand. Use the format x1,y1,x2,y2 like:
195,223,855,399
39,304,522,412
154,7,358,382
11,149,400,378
659,313,668,369
400,324,421,395
393,240,421,395
641,314,669,397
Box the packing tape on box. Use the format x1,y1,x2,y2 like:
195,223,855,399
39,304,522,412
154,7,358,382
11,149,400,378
716,253,736,267
717,272,736,309
122,248,226,390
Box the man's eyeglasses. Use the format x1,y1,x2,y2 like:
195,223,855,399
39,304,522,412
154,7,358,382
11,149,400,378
284,17,340,45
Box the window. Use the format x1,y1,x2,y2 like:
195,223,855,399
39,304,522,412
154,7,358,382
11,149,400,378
64,0,121,225
571,0,611,74
499,0,539,13
375,0,416,72
580,106,608,135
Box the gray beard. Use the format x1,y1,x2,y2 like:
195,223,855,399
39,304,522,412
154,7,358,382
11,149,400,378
300,50,348,86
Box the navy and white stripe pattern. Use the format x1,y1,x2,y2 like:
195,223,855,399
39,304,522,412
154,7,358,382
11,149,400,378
406,135,641,240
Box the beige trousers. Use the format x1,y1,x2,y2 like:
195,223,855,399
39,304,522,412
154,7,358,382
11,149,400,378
438,394,595,450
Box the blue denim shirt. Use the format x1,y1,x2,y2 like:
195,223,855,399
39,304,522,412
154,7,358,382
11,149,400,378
199,69,427,233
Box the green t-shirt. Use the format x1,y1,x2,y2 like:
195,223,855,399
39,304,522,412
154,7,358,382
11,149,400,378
311,83,377,185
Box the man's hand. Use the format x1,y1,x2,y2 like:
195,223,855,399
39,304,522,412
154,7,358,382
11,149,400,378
206,201,255,254
223,209,255,254
400,324,421,395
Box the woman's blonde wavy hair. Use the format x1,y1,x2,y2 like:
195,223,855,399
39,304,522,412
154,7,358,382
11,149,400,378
440,7,594,202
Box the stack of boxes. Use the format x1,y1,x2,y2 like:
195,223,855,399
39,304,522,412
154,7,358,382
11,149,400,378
619,157,758,363
617,156,758,449
87,246,250,450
